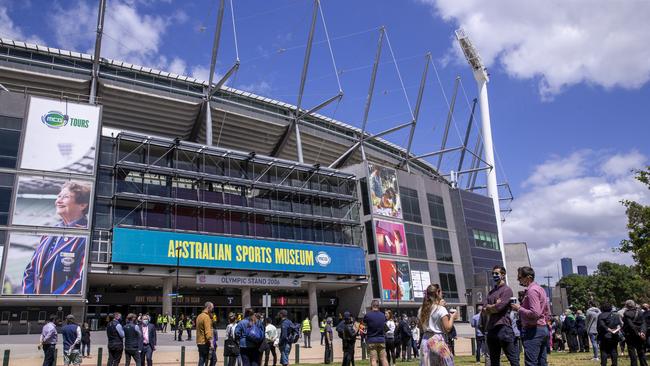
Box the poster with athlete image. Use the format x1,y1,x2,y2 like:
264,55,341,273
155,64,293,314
379,259,412,301
367,163,402,218
375,219,408,256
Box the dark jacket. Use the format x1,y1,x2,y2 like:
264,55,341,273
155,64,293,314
141,323,157,347
123,321,143,351
342,321,358,346
576,315,586,334
597,311,622,342
563,315,577,335
106,320,124,349
81,327,90,344
398,320,412,341
279,318,293,346
623,309,644,339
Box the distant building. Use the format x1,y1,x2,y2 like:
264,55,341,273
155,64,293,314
561,258,573,278
505,242,532,295
577,265,588,276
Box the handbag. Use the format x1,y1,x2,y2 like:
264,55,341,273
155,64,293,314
224,338,240,356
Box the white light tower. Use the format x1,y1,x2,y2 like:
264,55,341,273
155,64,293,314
455,29,507,269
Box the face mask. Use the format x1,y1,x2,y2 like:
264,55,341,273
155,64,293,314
143,320,149,325
492,274,502,283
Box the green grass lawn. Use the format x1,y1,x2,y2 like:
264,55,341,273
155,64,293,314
296,351,625,366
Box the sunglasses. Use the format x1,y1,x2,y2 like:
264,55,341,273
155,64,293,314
492,272,501,276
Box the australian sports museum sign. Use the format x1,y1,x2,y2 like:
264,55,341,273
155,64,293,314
112,227,367,276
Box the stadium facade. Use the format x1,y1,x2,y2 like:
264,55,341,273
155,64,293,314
0,39,504,333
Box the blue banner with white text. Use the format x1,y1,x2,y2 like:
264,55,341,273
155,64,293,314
111,227,367,276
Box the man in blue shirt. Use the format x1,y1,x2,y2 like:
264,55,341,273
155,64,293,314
471,304,486,363
40,315,58,366
278,310,293,366
363,300,388,366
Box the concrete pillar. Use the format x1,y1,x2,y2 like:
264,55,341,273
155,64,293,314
163,277,173,317
242,287,251,312
308,282,319,339
70,305,85,323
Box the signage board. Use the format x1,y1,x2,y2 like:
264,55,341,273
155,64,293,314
112,227,367,276
367,163,403,218
21,96,101,175
197,275,301,288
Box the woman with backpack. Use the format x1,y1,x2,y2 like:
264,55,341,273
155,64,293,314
235,309,265,366
597,302,624,366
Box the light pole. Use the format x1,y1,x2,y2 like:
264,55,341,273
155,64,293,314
395,262,400,317
174,245,181,332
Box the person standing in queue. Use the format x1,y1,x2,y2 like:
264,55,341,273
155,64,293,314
510,266,550,366
196,302,214,366
140,314,157,366
597,302,623,366
417,284,457,366
61,315,82,366
324,318,334,364
320,318,327,346
123,313,143,366
471,304,486,363
236,308,265,366
364,300,389,366
341,312,358,366
622,300,647,366
263,317,278,366
384,310,396,366
278,310,296,366
106,312,125,366
39,315,58,366
301,316,312,348
186,315,194,341
484,265,519,366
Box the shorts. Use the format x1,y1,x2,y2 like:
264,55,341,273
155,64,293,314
368,342,387,363
64,350,82,366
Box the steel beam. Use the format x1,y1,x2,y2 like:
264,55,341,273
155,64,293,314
89,0,107,104
208,0,226,88
359,27,385,160
468,139,483,189
408,145,464,161
271,0,320,161
457,98,477,172
443,165,491,177
208,61,240,98
297,92,343,120
436,76,460,171
402,53,431,171
329,141,361,169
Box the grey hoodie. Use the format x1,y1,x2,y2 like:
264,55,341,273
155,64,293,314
586,307,601,334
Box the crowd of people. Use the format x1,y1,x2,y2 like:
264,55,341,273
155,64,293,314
36,265,650,366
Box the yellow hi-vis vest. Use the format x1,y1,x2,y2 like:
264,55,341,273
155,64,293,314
320,320,326,333
302,319,311,332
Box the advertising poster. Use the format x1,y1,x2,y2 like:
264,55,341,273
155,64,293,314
375,219,408,256
379,259,412,301
367,163,402,218
12,175,92,229
20,96,101,175
411,270,431,299
2,232,87,295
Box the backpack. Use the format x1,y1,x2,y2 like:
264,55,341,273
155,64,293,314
286,320,301,344
244,321,265,345
336,320,346,339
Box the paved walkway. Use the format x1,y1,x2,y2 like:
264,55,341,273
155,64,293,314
0,324,474,365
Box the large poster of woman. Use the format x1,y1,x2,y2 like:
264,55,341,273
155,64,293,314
368,163,403,218
12,175,91,229
2,232,87,295
379,259,412,301
375,219,408,256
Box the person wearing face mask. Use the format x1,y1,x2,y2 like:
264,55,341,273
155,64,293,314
510,266,549,366
140,315,157,366
484,265,519,366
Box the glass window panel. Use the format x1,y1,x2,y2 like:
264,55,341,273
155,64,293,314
400,186,421,223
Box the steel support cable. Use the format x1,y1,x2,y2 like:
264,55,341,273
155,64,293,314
383,29,415,120
431,60,465,144
229,0,240,61
317,0,342,93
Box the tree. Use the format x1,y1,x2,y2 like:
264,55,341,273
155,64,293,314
619,166,650,278
556,274,592,310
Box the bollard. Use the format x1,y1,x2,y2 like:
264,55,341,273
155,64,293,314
181,345,186,366
471,337,476,356
361,342,367,360
3,349,9,366
294,344,300,364
97,347,103,366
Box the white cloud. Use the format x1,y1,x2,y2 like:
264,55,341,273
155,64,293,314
601,151,647,177
0,4,43,44
420,0,650,98
503,150,649,282
190,65,210,81
239,80,272,96
51,0,184,70
168,57,187,76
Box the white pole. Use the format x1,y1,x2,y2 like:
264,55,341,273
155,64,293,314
475,77,507,270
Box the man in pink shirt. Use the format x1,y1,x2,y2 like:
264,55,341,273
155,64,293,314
511,266,550,366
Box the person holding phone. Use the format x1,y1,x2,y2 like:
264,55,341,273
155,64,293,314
511,266,549,366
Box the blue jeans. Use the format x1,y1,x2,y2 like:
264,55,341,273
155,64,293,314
487,325,520,366
279,343,291,366
589,333,600,359
197,344,211,366
522,326,548,366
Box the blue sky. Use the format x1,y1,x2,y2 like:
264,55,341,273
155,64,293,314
3,0,650,280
